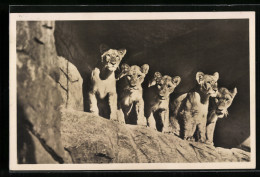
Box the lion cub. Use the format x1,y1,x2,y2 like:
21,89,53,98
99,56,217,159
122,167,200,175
170,72,219,142
206,87,237,145
88,44,126,120
144,72,181,132
117,63,149,125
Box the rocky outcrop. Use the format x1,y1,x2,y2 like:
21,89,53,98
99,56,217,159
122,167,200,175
61,108,250,163
57,56,83,111
16,21,81,164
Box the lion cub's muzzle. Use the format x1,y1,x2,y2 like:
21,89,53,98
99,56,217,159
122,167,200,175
159,96,167,100
107,62,118,71
209,88,218,97
127,83,140,91
215,108,226,118
158,87,170,100
158,92,168,100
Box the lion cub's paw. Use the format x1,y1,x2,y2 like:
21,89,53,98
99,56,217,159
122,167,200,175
162,127,174,134
147,125,157,131
118,118,126,124
137,118,148,127
90,110,99,116
198,136,206,143
205,140,214,146
110,118,125,125
110,113,118,121
162,130,174,135
184,136,195,142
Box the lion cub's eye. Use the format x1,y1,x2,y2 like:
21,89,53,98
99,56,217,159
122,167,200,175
167,84,172,88
106,54,111,58
225,98,230,101
207,81,211,84
116,55,120,60
137,74,141,78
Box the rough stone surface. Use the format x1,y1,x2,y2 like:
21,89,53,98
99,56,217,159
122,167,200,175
28,131,59,164
61,108,250,163
57,56,84,111
17,21,82,164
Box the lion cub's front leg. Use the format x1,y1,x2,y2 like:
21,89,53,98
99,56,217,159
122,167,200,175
197,119,207,143
206,121,216,144
89,92,99,116
147,109,157,130
108,92,118,121
160,109,171,133
206,112,218,144
136,99,147,126
182,115,196,141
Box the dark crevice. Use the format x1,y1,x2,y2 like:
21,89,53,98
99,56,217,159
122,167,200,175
42,24,53,30
175,148,190,162
58,67,70,108
189,144,202,162
239,145,251,152
94,153,113,162
17,101,64,164
58,81,68,92
34,37,44,45
66,58,69,108
206,151,219,159
71,79,79,83
59,68,79,83
26,126,64,164
64,147,75,163
189,143,208,162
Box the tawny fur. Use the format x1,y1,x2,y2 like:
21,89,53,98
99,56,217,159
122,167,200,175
170,72,219,142
88,44,126,121
144,72,181,133
206,87,237,145
117,63,149,125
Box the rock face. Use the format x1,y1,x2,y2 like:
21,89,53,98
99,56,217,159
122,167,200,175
16,21,82,164
61,108,250,163
57,56,83,111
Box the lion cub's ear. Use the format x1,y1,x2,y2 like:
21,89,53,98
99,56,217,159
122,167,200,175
117,63,130,80
148,72,162,87
100,44,109,54
172,76,181,86
196,71,205,85
213,72,219,81
231,87,238,97
141,64,149,75
118,49,127,58
121,63,130,73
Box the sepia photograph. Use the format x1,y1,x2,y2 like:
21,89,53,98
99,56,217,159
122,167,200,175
9,12,255,170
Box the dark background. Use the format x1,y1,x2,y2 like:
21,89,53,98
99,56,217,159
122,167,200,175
55,19,250,148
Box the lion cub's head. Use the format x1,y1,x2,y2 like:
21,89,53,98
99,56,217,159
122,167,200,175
196,71,219,97
148,72,181,100
212,87,237,118
117,63,149,91
100,44,126,72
